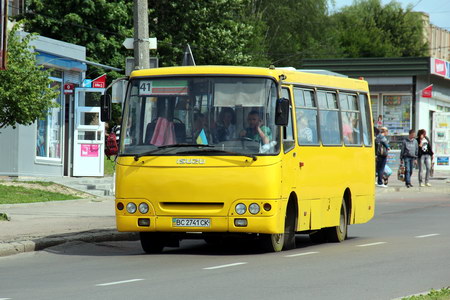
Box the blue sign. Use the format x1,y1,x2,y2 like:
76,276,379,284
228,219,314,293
82,79,92,88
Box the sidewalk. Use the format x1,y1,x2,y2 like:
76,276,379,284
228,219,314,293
376,170,450,193
0,197,137,257
0,171,448,257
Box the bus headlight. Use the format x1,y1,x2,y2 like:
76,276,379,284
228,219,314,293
126,202,137,214
138,202,149,214
235,203,246,215
249,203,260,214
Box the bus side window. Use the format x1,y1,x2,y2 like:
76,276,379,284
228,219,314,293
340,93,362,146
295,88,319,145
359,93,373,146
282,88,295,152
318,91,341,145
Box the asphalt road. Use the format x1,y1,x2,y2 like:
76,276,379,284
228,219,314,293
1,191,449,300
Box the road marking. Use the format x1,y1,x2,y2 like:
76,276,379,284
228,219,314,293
0,298,12,300
356,242,387,247
415,233,440,238
203,262,247,270
96,279,144,287
285,251,319,258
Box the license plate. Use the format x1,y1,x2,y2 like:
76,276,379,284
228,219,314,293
172,218,211,227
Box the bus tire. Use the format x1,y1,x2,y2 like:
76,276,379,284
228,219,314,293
283,200,297,250
326,199,348,242
260,233,284,252
140,232,165,254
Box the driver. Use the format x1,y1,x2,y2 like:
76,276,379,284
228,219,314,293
239,110,271,145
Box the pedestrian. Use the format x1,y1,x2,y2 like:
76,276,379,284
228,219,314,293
376,115,383,129
400,129,418,188
375,127,390,187
417,129,434,187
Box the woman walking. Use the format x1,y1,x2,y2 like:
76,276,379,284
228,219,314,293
417,129,434,187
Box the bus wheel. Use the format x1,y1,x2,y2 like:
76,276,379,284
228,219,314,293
260,233,284,252
326,200,348,242
283,201,297,250
140,232,165,254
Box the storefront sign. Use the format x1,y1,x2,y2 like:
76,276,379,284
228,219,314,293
431,58,450,80
80,144,99,157
436,156,449,166
92,74,106,88
64,83,75,94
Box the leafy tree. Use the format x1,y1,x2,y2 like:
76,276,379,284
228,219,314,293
149,0,261,66
18,0,133,78
331,0,428,57
246,0,341,67
0,24,59,129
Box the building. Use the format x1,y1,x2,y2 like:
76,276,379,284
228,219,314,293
0,30,120,177
422,13,450,61
300,57,450,170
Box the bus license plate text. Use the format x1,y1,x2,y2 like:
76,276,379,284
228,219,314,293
173,218,210,227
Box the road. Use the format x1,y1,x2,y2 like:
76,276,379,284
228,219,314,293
1,191,449,300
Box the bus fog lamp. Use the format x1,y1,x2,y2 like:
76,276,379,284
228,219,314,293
235,203,247,215
126,202,137,214
263,203,272,211
249,203,260,214
138,202,149,214
234,218,248,227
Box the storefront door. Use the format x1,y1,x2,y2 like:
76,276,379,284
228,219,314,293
73,88,105,176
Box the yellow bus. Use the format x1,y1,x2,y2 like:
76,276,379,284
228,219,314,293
103,65,375,253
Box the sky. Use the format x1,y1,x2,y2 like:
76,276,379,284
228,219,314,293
331,0,450,30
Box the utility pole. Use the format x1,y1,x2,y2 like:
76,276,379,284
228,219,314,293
133,0,150,70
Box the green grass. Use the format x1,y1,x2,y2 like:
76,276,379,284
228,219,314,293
104,155,116,176
402,288,450,300
0,185,80,204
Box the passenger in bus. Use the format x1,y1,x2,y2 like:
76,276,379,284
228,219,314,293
342,113,354,144
240,110,271,145
216,107,236,142
297,111,313,143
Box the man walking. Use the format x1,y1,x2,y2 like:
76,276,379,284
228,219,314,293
400,129,418,188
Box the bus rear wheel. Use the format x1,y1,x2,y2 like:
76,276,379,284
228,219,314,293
326,200,348,242
140,232,165,254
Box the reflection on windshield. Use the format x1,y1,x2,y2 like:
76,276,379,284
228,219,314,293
121,77,280,156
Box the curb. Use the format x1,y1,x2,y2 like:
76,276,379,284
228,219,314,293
376,185,450,193
0,229,139,257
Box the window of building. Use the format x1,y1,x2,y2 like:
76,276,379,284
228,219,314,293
382,95,411,135
36,78,63,160
318,91,341,145
294,88,319,145
370,94,378,123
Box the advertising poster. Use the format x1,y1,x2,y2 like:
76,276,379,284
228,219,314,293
81,144,99,157
433,112,450,170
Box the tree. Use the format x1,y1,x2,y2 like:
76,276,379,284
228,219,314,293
331,0,428,58
246,0,341,67
0,24,59,129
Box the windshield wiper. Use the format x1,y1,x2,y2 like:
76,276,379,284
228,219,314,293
176,149,257,161
134,144,214,161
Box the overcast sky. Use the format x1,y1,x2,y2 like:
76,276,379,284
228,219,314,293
330,0,450,29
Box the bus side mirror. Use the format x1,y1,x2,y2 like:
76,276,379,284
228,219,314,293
275,98,290,126
100,94,111,122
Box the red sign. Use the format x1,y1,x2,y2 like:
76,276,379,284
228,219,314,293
64,83,75,94
92,74,106,88
433,59,446,76
421,84,433,98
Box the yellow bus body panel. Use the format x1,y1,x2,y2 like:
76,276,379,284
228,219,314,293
116,65,375,235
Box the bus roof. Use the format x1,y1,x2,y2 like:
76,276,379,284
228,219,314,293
130,65,369,92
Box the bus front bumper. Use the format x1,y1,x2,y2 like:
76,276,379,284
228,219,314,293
116,214,284,235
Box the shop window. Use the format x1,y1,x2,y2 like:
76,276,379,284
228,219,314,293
36,79,63,160
382,95,411,135
371,94,378,123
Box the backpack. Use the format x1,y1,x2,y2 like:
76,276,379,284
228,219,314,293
375,137,387,157
105,132,118,158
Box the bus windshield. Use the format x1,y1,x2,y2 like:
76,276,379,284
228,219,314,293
121,76,280,156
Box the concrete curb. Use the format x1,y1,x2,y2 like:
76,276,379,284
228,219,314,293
0,229,139,257
376,185,450,193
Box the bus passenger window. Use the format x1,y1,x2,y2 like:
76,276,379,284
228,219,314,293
319,110,341,145
297,109,318,145
359,94,373,146
340,94,361,146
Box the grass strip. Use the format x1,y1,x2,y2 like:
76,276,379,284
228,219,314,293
0,184,80,204
402,287,450,300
